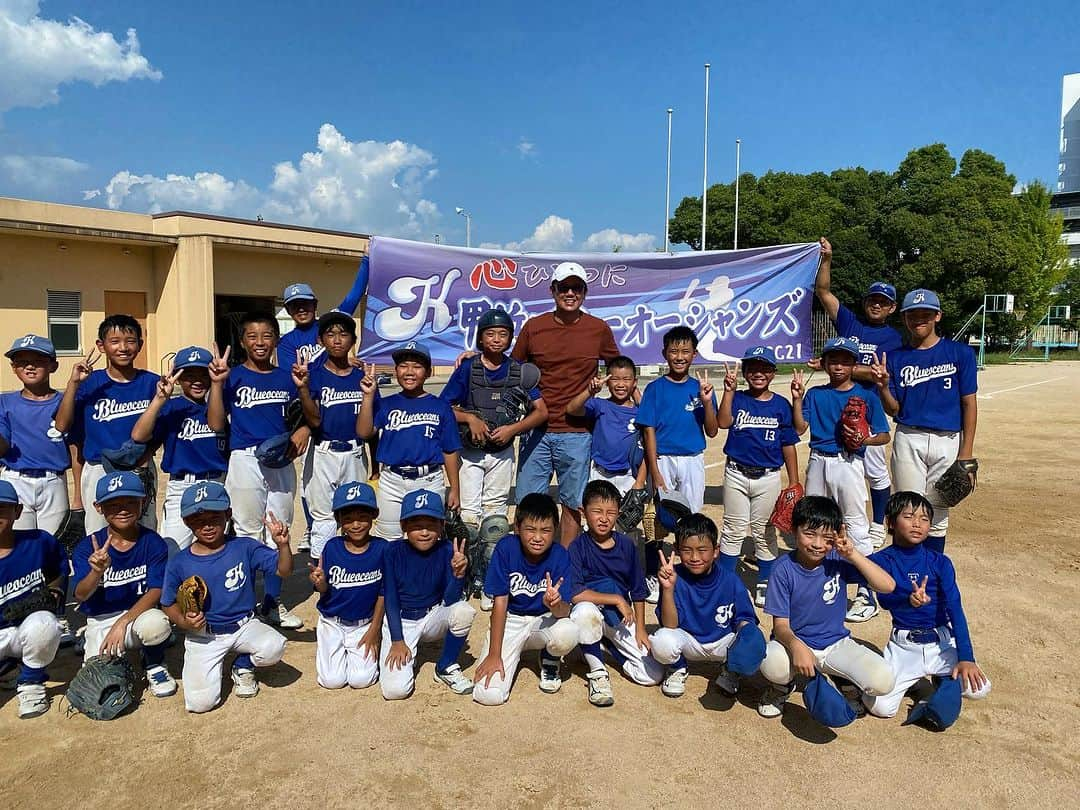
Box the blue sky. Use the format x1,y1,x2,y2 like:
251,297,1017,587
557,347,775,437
0,0,1075,251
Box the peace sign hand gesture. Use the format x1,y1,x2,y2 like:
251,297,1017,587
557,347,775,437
589,374,610,396
909,575,932,608
88,535,112,574
209,342,231,384
722,361,739,393
790,369,805,400
157,367,183,400
70,348,100,385
263,511,291,548
291,359,310,390
359,362,377,396
869,352,889,389
542,572,564,610
308,557,328,592
697,369,714,399
450,537,468,579
832,524,854,558
657,547,677,590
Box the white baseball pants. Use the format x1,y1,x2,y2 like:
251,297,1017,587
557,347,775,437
649,627,738,666
160,475,225,554
373,468,446,541
862,443,891,491
760,635,895,696
864,627,991,718
472,613,581,706
458,446,514,527
1,468,68,534
315,614,379,690
0,611,60,670
588,463,637,498
378,601,476,700
805,452,871,555
657,453,706,512
181,618,286,713
890,425,960,537
303,441,370,559
82,460,159,534
720,466,781,560
82,608,172,662
225,448,296,541
570,602,663,686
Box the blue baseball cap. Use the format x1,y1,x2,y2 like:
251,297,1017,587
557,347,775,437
5,334,56,359
392,340,432,369
100,440,149,473
865,281,897,302
821,336,860,360
741,346,778,367
95,471,146,504
283,282,317,303
400,489,444,521
656,489,693,531
0,481,19,504
726,623,767,677
903,676,962,729
804,672,857,728
900,288,942,313
332,482,379,513
180,481,232,517
254,433,293,469
173,346,213,370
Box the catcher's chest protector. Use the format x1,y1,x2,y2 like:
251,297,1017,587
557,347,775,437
466,359,525,421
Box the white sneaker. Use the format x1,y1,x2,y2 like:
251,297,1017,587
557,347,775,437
757,684,792,718
58,617,75,647
146,665,177,698
0,659,17,690
263,602,304,629
869,523,886,549
479,593,494,612
433,664,474,694
538,654,562,694
17,683,49,719
297,530,311,552
231,667,259,698
645,576,660,605
845,591,879,623
661,667,688,698
587,670,615,707
754,581,768,609
713,665,739,697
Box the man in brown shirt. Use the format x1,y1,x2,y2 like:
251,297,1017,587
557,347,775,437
512,261,619,546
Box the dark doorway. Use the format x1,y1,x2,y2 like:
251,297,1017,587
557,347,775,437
214,294,278,365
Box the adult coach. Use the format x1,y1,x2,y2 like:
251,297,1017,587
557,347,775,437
511,262,619,546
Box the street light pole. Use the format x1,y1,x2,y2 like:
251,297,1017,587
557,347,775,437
455,207,472,248
665,107,673,253
701,62,710,251
734,138,741,250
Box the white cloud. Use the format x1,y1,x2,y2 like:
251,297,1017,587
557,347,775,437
0,1,161,116
0,153,87,193
501,214,574,252
581,228,657,253
517,137,536,158
88,123,441,237
482,216,657,254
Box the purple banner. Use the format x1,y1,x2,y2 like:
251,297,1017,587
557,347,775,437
360,237,821,365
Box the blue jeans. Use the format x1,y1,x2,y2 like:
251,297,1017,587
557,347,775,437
516,430,592,509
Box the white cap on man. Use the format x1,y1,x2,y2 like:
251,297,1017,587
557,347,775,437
552,261,587,283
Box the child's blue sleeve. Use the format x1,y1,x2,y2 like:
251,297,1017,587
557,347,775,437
250,542,280,577
938,556,975,661
483,543,509,598
160,557,184,607
146,537,168,590
958,344,978,397
439,362,470,406
867,393,890,435
440,542,466,604
383,546,404,641
438,400,463,453
763,560,791,618
635,382,658,428
732,578,759,627
568,540,587,598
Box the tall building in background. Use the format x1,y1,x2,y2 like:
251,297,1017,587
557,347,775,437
1059,73,1080,193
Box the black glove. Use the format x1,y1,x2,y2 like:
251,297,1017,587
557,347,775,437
65,655,137,721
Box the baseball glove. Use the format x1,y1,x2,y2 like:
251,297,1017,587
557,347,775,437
1,584,65,626
616,488,650,534
285,398,306,433
934,458,978,507
55,507,86,554
65,655,136,721
840,396,870,452
769,482,805,534
444,508,472,549
175,575,208,615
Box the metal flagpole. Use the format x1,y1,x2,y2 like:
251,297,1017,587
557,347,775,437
734,139,741,250
701,63,710,251
665,107,673,252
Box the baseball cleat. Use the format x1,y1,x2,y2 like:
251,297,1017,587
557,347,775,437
661,667,688,698
538,654,563,694
713,665,739,697
754,581,768,609
16,683,49,719
645,576,660,605
297,531,311,553
231,667,259,698
845,591,879,623
757,684,792,718
434,664,474,695
587,670,615,707
146,665,178,698
263,602,304,629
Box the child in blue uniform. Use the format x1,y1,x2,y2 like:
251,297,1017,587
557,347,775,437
757,495,896,719
0,480,66,718
72,471,174,697
131,346,226,553
160,482,293,713
473,493,580,706
650,513,760,699
569,480,663,707
358,341,462,540
864,491,990,725
379,489,476,700
310,482,386,690
637,326,718,513
872,289,978,552
0,335,71,534
55,315,160,534
717,346,800,608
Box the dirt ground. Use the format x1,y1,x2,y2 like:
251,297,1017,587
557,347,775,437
2,361,1078,809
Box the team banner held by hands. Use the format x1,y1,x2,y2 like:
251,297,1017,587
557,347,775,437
359,236,822,365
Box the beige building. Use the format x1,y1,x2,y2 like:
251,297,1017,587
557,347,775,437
0,196,368,391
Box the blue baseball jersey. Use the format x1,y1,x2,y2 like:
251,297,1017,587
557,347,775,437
161,537,280,626
723,391,799,468
833,304,904,366
316,537,387,622
567,531,647,603
276,323,325,372
439,356,543,407
373,392,462,467
222,366,296,451
309,365,372,443
802,384,889,455
152,396,227,475
0,530,67,630
483,534,574,616
886,339,977,432
635,376,717,456
668,563,758,644
71,369,159,463
72,527,168,616
382,539,465,641
0,391,70,472
764,551,864,649
871,543,975,661
583,397,641,473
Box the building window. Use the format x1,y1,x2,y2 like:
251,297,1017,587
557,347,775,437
47,290,82,353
